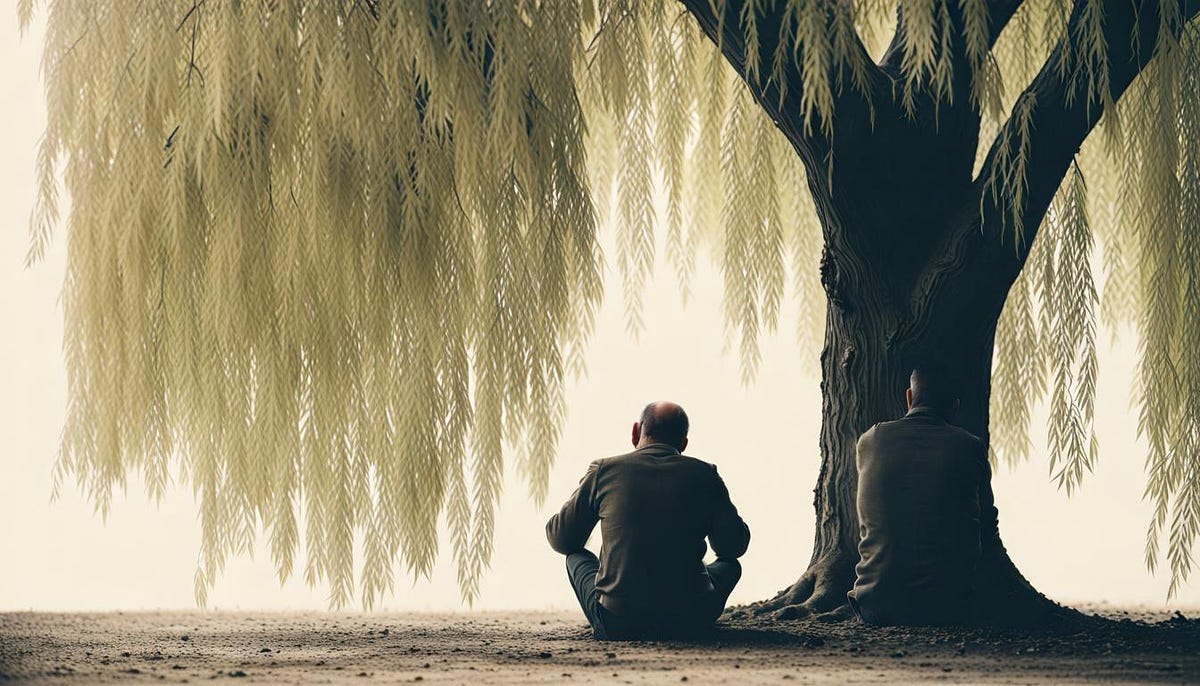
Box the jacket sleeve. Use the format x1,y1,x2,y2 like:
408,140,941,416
976,442,1002,554
545,461,601,555
708,465,751,559
854,425,879,540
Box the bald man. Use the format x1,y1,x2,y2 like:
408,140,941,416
546,401,751,640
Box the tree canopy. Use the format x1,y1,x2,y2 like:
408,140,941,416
23,0,1200,606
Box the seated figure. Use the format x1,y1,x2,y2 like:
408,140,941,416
847,363,1001,626
546,401,751,640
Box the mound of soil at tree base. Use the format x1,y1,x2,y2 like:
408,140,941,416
0,606,1196,684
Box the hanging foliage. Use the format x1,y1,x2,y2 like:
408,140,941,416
22,0,1200,605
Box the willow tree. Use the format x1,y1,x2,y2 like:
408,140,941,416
24,0,1200,619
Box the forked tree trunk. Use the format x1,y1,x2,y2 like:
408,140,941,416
679,0,1200,628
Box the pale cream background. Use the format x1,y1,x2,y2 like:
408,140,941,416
1,13,1195,611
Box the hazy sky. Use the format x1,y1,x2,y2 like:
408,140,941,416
2,12,1196,612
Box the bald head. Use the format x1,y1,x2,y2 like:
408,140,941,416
634,401,690,450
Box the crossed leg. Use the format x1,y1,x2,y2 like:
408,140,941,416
564,550,743,639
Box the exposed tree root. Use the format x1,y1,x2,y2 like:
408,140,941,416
970,548,1094,628
729,548,1097,629
729,555,858,622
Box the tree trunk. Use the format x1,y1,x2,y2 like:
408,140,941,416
748,210,1077,626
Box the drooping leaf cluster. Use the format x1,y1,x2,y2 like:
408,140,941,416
24,0,1200,604
985,4,1200,598
30,0,602,608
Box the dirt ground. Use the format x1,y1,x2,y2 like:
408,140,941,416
1,607,1197,684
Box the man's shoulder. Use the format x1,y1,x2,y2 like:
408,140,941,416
587,453,623,470
857,420,891,449
950,425,986,447
592,449,642,465
859,421,884,441
678,453,721,473
599,450,718,472
868,416,986,452
935,422,987,454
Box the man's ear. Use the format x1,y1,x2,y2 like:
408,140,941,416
679,437,688,453
905,388,914,410
631,422,640,448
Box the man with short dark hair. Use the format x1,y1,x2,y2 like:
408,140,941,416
546,401,750,640
847,363,1001,626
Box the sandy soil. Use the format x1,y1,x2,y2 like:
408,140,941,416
1,607,1197,684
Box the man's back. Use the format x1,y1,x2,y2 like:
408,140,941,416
848,406,995,626
546,443,750,619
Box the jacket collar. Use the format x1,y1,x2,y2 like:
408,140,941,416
634,442,681,457
904,405,949,421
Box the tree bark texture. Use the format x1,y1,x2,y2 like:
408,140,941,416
748,163,1067,624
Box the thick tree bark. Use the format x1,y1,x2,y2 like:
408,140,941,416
751,222,1068,624
675,0,1200,625
747,174,1069,624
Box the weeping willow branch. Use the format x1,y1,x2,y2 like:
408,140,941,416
979,0,1200,596
675,0,885,167
38,0,603,609
979,0,1200,271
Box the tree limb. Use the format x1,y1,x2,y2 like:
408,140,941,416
870,1,1026,206
976,0,1200,286
987,0,1027,51
898,0,1200,342
675,0,886,174
880,0,1026,80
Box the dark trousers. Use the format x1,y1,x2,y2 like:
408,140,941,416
565,550,742,640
